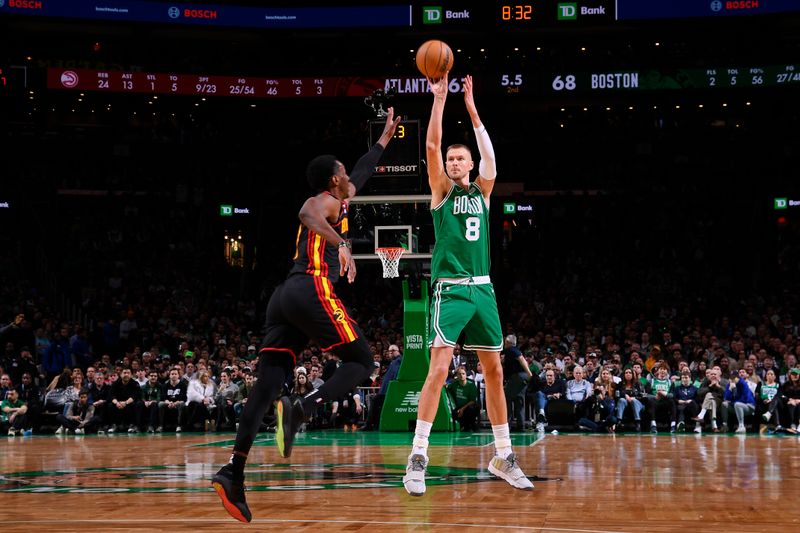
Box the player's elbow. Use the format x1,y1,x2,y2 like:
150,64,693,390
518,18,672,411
479,159,497,180
298,204,313,225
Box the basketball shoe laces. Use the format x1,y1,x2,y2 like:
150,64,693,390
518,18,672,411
410,455,427,472
505,454,518,469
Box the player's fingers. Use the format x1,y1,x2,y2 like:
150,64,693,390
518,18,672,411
349,259,357,282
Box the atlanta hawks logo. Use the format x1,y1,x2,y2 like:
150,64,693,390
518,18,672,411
333,309,346,323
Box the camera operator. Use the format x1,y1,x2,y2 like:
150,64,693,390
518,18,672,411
576,382,618,433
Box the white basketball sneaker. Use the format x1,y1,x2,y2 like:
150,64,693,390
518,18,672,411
488,453,534,491
402,453,428,496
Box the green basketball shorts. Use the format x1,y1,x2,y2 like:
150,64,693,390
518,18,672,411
429,277,503,351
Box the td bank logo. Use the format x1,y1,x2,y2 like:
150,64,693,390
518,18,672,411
557,2,577,20
775,198,788,210
503,203,516,214
422,6,470,24
422,6,442,24
558,3,606,20
220,205,233,216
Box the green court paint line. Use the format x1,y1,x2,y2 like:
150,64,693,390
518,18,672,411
194,430,545,448
0,462,551,493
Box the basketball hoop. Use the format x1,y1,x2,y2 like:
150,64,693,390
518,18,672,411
376,247,405,278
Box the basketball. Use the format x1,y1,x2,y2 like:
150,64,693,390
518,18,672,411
415,39,454,79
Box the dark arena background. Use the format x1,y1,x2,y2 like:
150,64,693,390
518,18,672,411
1,1,800,532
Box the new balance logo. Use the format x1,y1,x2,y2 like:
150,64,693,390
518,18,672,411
394,390,420,414
401,391,420,407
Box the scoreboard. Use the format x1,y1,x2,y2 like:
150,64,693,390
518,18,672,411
46,65,800,100
46,68,387,98
545,64,800,93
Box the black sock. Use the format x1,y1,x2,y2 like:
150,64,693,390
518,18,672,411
232,357,290,459
229,451,247,480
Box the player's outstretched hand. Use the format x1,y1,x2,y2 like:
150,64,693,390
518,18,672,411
427,73,448,99
464,74,476,114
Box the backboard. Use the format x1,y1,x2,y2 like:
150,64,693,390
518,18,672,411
349,194,434,261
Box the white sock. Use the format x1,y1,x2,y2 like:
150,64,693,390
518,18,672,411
492,424,512,459
697,408,706,418
651,421,657,427
412,419,433,457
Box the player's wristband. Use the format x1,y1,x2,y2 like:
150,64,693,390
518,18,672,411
338,240,351,249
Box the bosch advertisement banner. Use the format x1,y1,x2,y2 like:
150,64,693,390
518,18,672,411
0,0,413,29
617,0,800,20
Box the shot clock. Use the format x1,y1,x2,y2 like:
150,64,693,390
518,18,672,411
368,120,421,179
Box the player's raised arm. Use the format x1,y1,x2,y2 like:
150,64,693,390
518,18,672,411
348,107,401,195
426,75,450,204
464,75,497,200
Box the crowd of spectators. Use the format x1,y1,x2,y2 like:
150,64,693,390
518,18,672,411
2,224,799,438
490,328,800,435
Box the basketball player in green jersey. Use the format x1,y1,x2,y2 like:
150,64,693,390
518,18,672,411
403,74,533,495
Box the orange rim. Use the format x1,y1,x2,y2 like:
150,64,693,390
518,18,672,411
376,247,405,257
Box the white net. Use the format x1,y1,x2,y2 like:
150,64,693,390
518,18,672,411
376,247,405,278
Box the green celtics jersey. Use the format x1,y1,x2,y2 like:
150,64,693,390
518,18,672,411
760,382,779,401
431,183,490,280
651,378,672,395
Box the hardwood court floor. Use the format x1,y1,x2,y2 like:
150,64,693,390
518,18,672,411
1,430,799,532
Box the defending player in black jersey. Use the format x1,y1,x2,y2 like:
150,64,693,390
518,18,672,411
212,108,401,523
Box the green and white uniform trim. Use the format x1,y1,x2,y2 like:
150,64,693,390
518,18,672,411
429,277,502,351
